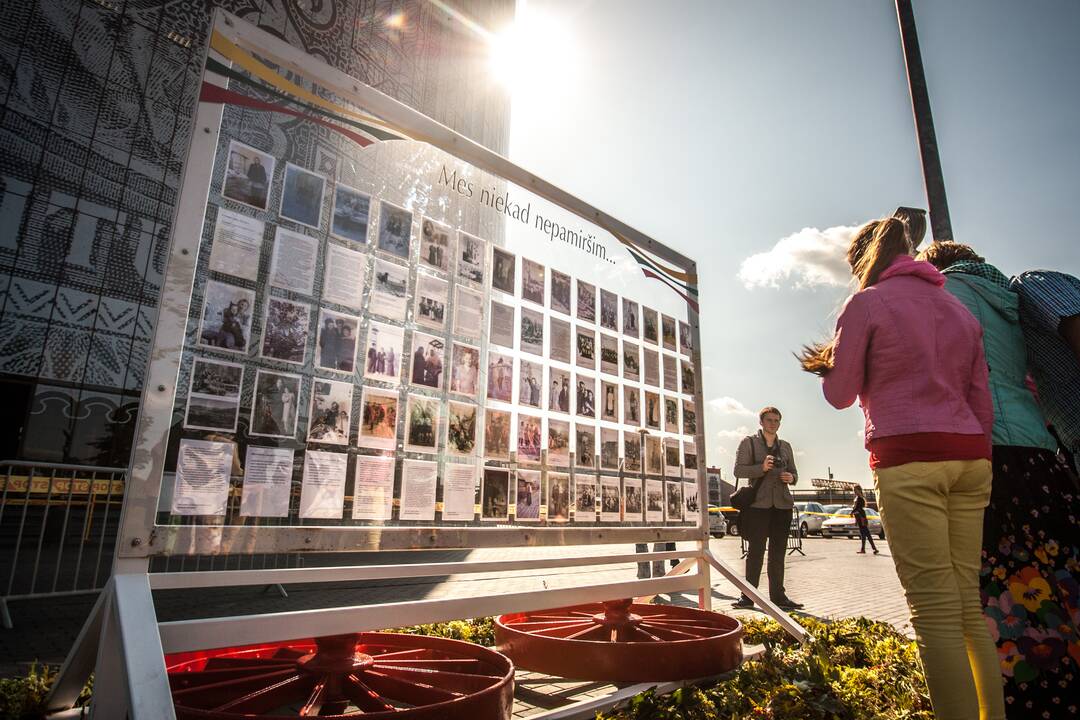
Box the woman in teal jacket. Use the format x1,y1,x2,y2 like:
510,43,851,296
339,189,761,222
919,242,1079,719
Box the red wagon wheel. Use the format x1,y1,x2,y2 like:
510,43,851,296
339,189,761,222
165,632,514,719
496,599,743,682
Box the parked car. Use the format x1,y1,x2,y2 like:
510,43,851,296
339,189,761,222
821,506,886,539
822,504,847,516
718,507,741,536
794,502,830,537
707,505,728,537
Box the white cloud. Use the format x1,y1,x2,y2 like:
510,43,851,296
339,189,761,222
738,224,861,289
716,426,751,440
708,396,755,416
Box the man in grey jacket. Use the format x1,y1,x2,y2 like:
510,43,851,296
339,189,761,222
732,407,803,610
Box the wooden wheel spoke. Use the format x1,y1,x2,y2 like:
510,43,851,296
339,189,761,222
212,673,309,714
528,614,592,621
299,676,328,716
363,669,461,705
370,658,484,673
563,623,608,641
371,648,433,661
638,622,700,640
344,674,398,712
646,620,724,634
169,663,295,688
372,665,499,694
203,656,297,670
505,619,591,630
527,621,595,638
173,668,297,700
627,624,664,642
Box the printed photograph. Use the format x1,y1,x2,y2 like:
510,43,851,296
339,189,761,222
646,480,664,519
307,379,353,445
446,401,477,457
454,285,484,339
624,386,641,425
516,470,541,521
642,307,658,345
575,424,595,467
666,481,684,521
665,439,682,473
457,232,485,285
521,258,545,305
644,390,661,429
575,328,596,369
684,441,698,470
419,218,452,272
599,288,618,330
548,474,570,522
492,247,516,294
684,481,699,516
261,297,310,365
599,334,619,376
643,348,660,387
358,387,399,449
484,408,512,459
575,477,596,517
681,360,696,395
487,352,514,403
622,341,640,381
624,480,643,518
377,201,412,259
450,343,480,396
517,414,542,463
663,353,678,392
250,369,301,438
600,381,619,422
683,400,697,435
624,432,641,471
330,183,370,244
575,375,595,418
481,467,510,521
577,280,597,323
405,394,440,453
280,162,327,230
662,315,677,351
222,140,274,210
184,358,243,432
199,280,254,354
679,320,693,356
601,479,621,520
185,396,241,434
547,419,570,466
549,368,571,413
316,309,360,373
550,269,571,315
371,259,409,321
600,428,620,470
364,321,405,384
664,397,680,433
622,298,639,337
646,436,663,475
414,273,448,331
489,301,515,348
549,317,571,363
519,359,544,408
409,332,445,390
520,307,544,356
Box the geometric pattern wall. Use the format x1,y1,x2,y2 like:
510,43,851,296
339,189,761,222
0,0,512,466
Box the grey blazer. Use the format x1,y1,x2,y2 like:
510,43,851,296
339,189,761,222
732,431,797,510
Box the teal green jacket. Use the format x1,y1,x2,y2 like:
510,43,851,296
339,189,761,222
942,263,1056,450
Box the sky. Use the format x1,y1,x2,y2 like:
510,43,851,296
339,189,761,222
502,0,1080,488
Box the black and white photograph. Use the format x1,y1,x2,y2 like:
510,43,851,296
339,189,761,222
624,386,640,425
642,307,658,344
577,280,596,323
661,315,677,351
307,379,353,445
371,259,409,321
450,343,480,396
600,477,621,522
665,438,682,474
550,269,571,315
601,381,619,422
520,307,544,356
457,232,485,285
481,467,510,521
377,201,412,259
663,354,678,392
453,285,483,340
622,341,640,381
684,441,698,471
489,301,515,348
330,183,370,244
516,470,541,521
622,298,639,337
549,317,571,363
492,247,516,294
666,481,684,521
664,396,680,433
250,369,301,438
279,162,327,230
547,419,570,466
599,288,618,330
184,358,243,432
446,401,477,457
575,424,595,467
487,352,514,403
549,368,571,414
269,226,317,296
260,297,310,365
323,243,366,310
575,327,595,369
364,321,405,384
517,414,542,463
575,476,596,519
575,374,595,418
624,432,642,471
600,428,620,470
684,481,699,517
316,309,359,373
358,387,398,450
599,334,619,376
414,273,448,331
548,473,570,522
519,359,543,408
646,436,663,475
643,348,660,387
409,332,445,390
198,280,255,354
484,409,511,459
644,390,661,429
681,360,696,396
683,400,697,435
679,320,693,356
521,258,545,305
419,218,452,272
405,394,440,453
624,479,643,519
646,479,664,522
222,140,274,211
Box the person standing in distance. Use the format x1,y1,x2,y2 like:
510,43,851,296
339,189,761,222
732,407,802,610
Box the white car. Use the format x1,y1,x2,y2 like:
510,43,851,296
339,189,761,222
794,502,829,537
821,506,886,539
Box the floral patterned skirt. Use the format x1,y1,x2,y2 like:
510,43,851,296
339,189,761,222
980,445,1080,719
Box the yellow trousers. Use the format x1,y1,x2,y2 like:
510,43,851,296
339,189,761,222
873,459,1004,720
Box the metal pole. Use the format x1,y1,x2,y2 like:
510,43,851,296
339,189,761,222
895,0,952,242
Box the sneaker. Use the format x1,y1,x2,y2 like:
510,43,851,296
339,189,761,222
732,597,754,609
873,549,880,555
856,550,866,554
773,598,804,610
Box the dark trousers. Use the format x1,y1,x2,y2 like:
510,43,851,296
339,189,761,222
858,523,878,552
742,506,792,600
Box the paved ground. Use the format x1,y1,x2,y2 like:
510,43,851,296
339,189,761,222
0,535,911,679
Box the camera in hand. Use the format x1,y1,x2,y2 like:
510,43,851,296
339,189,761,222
769,454,786,471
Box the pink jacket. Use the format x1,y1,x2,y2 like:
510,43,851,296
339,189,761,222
823,255,993,447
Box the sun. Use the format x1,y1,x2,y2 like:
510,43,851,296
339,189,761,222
489,7,577,91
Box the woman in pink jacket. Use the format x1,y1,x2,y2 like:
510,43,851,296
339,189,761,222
800,217,1004,720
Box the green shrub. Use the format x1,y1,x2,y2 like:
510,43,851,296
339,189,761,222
387,616,496,646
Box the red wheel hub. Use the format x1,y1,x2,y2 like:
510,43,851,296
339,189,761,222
496,600,743,682
165,632,514,718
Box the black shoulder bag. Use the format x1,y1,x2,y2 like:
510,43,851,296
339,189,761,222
730,437,762,511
